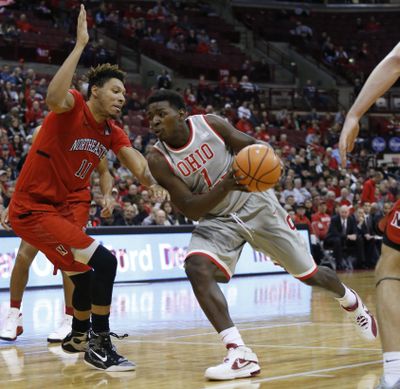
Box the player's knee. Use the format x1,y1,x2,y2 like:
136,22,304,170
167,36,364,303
185,256,214,281
300,266,334,287
15,243,38,269
88,245,117,281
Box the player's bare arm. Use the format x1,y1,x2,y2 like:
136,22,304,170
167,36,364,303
46,4,89,114
147,150,245,221
117,146,157,188
339,42,400,166
204,114,257,153
97,157,114,218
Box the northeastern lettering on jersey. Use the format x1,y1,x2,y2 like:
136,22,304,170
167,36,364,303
69,138,108,159
176,143,214,177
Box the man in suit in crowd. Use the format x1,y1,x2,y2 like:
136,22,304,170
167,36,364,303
324,205,365,270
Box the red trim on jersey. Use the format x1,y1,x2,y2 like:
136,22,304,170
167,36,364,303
153,146,175,174
203,115,225,143
186,251,231,280
296,265,318,281
165,119,194,151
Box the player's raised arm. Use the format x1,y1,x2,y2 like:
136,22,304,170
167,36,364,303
339,42,400,166
46,4,89,113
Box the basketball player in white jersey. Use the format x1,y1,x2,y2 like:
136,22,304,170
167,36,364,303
146,90,377,381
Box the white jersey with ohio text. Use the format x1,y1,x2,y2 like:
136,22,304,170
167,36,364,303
153,114,250,217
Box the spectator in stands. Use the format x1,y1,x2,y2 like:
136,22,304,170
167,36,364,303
122,184,141,204
157,69,172,89
336,187,354,208
293,177,311,204
88,200,101,227
360,202,381,268
161,200,178,225
290,21,313,41
324,205,365,270
293,203,311,230
186,29,198,52
361,171,383,204
237,101,251,120
122,204,139,226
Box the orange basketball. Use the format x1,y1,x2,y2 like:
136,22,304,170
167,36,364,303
232,144,282,192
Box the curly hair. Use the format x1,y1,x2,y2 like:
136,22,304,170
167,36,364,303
86,63,126,98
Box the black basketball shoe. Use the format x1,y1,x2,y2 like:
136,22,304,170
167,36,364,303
61,330,89,353
84,331,135,372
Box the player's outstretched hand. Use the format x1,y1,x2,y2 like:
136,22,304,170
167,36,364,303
0,207,11,231
223,169,248,192
76,4,89,49
100,194,114,218
339,115,360,168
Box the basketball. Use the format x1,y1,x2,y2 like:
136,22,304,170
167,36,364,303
232,144,282,192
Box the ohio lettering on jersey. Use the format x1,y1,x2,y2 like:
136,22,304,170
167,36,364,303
69,138,108,159
176,143,214,176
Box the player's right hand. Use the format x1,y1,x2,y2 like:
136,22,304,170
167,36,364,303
0,207,11,231
339,115,360,168
100,194,114,218
76,4,89,48
223,169,249,192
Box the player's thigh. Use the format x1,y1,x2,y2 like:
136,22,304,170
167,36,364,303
69,201,90,229
246,191,316,278
11,211,92,273
376,243,400,278
187,219,246,282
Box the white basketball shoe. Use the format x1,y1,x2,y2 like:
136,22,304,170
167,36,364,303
47,315,73,343
376,376,400,388
0,308,23,341
341,290,378,341
205,344,261,380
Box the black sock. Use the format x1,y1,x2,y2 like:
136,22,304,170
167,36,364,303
92,313,110,334
72,317,90,333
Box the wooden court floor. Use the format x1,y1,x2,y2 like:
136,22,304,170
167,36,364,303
0,271,383,388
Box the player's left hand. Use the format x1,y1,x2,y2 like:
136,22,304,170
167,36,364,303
76,4,89,49
339,115,360,168
0,207,11,231
100,194,114,218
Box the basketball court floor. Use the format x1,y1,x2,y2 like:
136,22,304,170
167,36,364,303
0,271,382,388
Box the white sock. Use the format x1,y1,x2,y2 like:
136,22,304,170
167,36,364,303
335,284,357,308
384,352,400,386
219,326,245,347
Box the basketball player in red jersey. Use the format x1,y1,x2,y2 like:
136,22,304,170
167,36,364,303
0,127,113,343
8,5,155,371
146,90,377,381
340,42,400,389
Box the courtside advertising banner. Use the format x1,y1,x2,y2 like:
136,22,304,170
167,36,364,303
0,228,310,289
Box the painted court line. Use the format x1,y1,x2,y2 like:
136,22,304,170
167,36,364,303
126,339,381,352
165,321,313,339
251,360,382,383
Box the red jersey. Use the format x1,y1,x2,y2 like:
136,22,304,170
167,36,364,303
14,89,131,209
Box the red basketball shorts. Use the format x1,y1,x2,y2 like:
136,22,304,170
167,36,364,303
380,199,400,251
9,199,93,273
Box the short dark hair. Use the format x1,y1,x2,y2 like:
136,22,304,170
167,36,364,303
147,90,186,111
86,63,125,99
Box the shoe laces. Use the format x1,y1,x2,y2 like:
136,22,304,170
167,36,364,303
92,332,128,354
